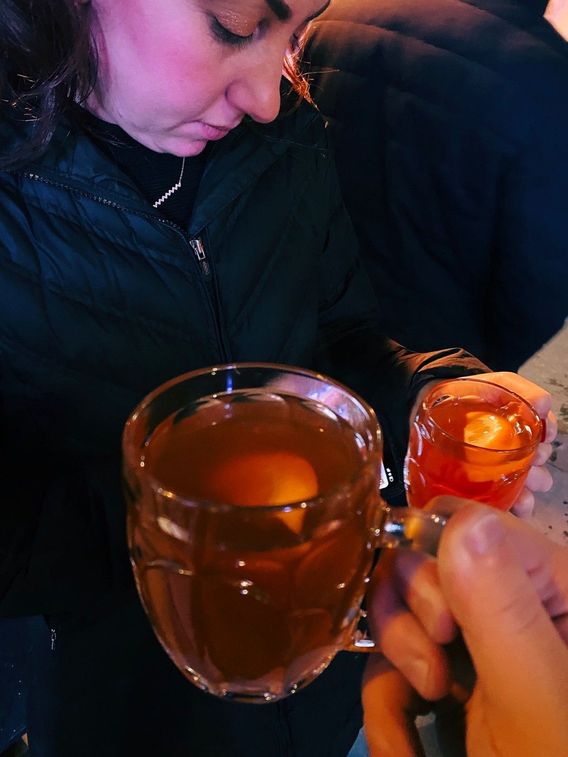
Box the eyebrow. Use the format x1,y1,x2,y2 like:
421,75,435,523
265,0,292,21
264,0,331,23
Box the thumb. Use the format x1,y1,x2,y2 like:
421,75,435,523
438,504,568,722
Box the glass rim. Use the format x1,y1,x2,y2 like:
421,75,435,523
122,361,381,512
420,376,543,453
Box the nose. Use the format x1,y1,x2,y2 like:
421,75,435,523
226,54,283,124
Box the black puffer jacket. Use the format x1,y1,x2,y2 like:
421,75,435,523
304,0,568,370
0,100,481,756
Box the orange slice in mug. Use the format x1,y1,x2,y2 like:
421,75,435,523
211,451,318,532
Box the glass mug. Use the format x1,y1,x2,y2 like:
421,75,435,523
405,377,544,511
123,364,447,703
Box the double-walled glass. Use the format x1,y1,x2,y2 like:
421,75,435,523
405,377,543,511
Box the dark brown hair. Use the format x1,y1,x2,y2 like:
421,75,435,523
0,0,97,169
0,1,309,170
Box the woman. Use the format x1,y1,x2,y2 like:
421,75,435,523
0,1,554,755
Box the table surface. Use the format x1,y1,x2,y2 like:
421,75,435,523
520,323,568,547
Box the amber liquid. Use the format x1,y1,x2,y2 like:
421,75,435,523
405,395,538,511
127,392,378,700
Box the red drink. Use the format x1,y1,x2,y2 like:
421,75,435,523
405,379,542,511
125,383,380,701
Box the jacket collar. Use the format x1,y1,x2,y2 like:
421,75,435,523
188,105,321,236
5,95,322,236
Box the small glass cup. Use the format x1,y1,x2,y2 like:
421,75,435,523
405,377,543,511
123,363,447,703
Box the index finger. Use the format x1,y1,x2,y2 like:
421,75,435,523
474,371,552,420
367,548,457,700
543,410,558,443
362,656,427,757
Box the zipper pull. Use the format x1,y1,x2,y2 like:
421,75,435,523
189,237,210,277
50,627,57,652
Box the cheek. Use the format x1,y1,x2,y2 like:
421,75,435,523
151,53,225,112
135,36,226,103
93,5,228,121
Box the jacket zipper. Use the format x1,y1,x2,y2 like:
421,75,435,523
188,235,233,360
189,237,210,277
20,171,229,361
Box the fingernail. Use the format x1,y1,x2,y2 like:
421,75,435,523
463,512,504,557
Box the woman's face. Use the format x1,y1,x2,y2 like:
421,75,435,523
87,0,328,154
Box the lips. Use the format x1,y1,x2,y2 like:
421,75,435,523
197,122,237,140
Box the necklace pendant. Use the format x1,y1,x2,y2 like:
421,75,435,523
153,157,186,209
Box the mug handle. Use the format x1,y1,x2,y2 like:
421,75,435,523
348,506,449,652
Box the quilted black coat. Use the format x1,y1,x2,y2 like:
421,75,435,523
0,100,481,756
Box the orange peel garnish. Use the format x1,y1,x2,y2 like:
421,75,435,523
463,411,517,449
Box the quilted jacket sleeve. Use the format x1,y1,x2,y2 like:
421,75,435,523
314,154,488,475
0,453,116,617
0,172,121,617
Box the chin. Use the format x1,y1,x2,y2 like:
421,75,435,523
172,140,210,157
144,131,211,156
128,131,210,157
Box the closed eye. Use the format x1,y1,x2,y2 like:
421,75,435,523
210,17,256,47
210,14,312,53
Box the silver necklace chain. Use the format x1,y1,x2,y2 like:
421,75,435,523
152,157,186,209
